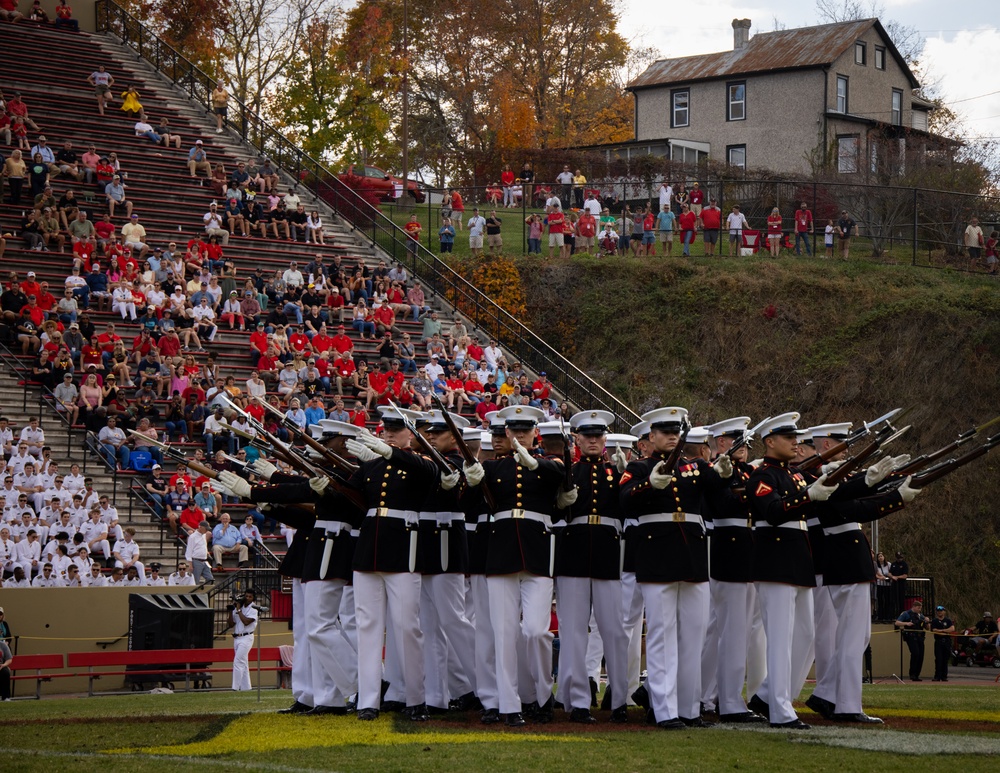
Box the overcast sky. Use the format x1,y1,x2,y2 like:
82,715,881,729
620,0,1000,144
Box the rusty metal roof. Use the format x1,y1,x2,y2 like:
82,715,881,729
629,18,909,90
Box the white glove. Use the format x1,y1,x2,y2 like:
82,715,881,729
309,476,330,494
356,429,392,459
649,461,674,490
611,447,628,474
345,439,378,462
250,458,277,481
806,473,838,502
464,461,484,487
556,487,578,508
510,438,539,470
864,456,897,487
712,455,733,479
890,454,911,471
440,470,460,491
217,470,252,499
820,459,846,476
898,475,921,503
257,502,272,513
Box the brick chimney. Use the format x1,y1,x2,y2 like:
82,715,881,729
733,19,751,50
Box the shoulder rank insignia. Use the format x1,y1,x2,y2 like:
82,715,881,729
755,481,773,497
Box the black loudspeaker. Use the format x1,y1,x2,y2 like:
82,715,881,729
128,593,214,651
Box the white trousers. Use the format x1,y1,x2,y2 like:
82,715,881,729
621,571,645,703
700,591,719,711
330,586,358,703
488,572,553,714
290,579,314,707
304,578,356,705
232,633,254,691
585,609,604,682
746,588,767,698
755,582,815,724
710,580,756,715
555,576,628,711
354,570,424,710
826,582,871,714
640,581,709,721
471,574,498,710
807,576,838,704
420,573,477,708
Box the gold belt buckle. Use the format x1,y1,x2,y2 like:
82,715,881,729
376,507,389,518
511,508,525,519
672,512,685,523
588,514,600,525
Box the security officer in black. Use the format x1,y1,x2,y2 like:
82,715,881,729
555,410,629,724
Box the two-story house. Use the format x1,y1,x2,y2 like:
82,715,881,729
624,18,946,176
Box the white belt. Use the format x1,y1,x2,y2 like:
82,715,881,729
465,522,477,532
637,512,704,528
823,522,862,536
314,519,349,533
349,529,359,538
419,511,464,526
713,518,750,529
477,513,492,525
623,518,639,530
806,517,820,528
568,515,621,532
493,509,552,528
754,520,808,531
365,508,415,522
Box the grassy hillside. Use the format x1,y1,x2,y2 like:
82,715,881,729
510,253,1000,624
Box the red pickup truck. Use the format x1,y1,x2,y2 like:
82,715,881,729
338,164,426,203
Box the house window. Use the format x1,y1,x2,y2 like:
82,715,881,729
671,89,689,128
855,41,867,65
874,46,886,70
837,135,859,173
891,89,903,126
727,144,747,169
836,75,849,113
727,82,746,122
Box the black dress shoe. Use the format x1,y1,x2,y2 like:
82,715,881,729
805,694,834,719
610,706,629,723
533,696,554,723
426,705,450,715
450,691,482,712
505,712,527,727
569,708,597,724
304,705,348,716
719,711,767,724
681,716,711,728
631,685,650,711
406,703,430,722
277,701,312,714
770,719,811,730
600,686,613,711
589,677,599,708
656,718,686,730
357,708,379,721
380,700,405,712
521,700,539,719
831,712,884,724
480,708,502,724
747,694,770,719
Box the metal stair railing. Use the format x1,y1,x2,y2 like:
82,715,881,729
95,0,639,429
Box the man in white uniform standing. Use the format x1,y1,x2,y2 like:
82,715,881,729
231,588,258,691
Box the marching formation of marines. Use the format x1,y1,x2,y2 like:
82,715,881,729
205,395,996,729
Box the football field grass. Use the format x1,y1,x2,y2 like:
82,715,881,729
2,684,999,772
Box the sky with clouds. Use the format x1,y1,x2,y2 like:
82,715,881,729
619,0,1000,144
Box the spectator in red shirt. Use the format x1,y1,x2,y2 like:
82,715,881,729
256,346,281,389
467,339,484,364
330,325,353,355
332,352,355,397
21,296,45,328
287,324,309,353
310,326,333,353
576,211,597,254
794,201,814,256
766,207,783,258
365,365,390,409
326,290,346,323
530,372,551,407
35,282,57,315
403,214,421,258
700,198,722,257
349,401,368,428
249,323,269,360
374,301,396,336
688,182,704,217
20,273,42,300
678,204,697,257
547,206,566,259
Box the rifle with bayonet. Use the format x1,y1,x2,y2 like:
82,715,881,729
822,422,911,486
658,419,691,474
386,399,454,475
431,394,497,510
726,417,769,461
250,396,359,475
795,407,906,472
892,415,1000,477
900,431,1000,489
559,415,574,491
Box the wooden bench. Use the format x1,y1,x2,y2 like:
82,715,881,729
65,646,288,696
9,654,68,700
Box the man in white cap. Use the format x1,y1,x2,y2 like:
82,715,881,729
619,407,733,729
746,413,840,729
463,405,563,726
467,411,508,724
700,416,767,723
620,420,649,704
418,409,479,713
555,410,629,723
